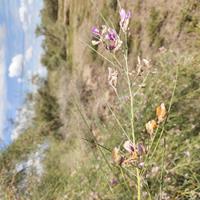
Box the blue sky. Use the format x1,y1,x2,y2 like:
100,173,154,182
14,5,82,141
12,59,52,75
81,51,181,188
0,0,46,147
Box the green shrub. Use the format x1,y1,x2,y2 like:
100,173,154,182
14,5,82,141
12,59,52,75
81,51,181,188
147,7,167,47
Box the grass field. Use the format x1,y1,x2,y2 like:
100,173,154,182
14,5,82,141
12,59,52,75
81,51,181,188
0,0,200,199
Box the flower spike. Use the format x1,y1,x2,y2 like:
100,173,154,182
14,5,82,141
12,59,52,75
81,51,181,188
119,8,131,33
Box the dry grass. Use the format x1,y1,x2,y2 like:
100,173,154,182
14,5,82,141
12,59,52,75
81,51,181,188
0,0,200,199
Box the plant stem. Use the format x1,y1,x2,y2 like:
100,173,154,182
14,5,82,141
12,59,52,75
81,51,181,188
124,33,135,145
159,138,166,200
136,168,141,200
107,103,131,140
120,167,132,195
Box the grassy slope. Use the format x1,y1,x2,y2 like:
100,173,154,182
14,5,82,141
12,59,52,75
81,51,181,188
0,0,200,199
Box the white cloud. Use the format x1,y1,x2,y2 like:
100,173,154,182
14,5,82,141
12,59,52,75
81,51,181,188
18,0,34,31
25,46,33,61
9,47,33,79
8,54,24,78
0,26,6,140
17,78,23,83
19,0,30,31
28,0,33,5
19,7,28,30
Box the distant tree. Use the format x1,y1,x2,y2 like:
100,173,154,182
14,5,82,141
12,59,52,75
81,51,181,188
35,25,60,43
43,0,58,22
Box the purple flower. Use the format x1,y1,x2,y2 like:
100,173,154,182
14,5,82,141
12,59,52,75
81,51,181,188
119,8,131,32
120,9,131,21
110,178,118,187
91,26,122,51
137,143,146,156
105,29,117,41
91,26,102,46
92,26,101,36
123,140,135,153
105,28,122,52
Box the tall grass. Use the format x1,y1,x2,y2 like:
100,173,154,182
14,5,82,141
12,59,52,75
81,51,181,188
0,1,200,199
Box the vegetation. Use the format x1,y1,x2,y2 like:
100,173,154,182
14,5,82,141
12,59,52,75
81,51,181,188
178,0,200,35
0,0,200,199
147,7,167,48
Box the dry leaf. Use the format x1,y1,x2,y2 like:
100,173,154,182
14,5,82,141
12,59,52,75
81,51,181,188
112,147,123,165
156,103,167,123
145,119,157,135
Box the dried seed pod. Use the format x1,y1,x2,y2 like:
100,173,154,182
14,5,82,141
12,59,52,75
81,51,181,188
112,147,124,165
156,103,167,123
145,119,157,135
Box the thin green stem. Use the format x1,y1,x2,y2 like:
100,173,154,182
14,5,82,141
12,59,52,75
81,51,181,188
124,33,135,144
107,103,130,140
141,125,160,175
75,100,113,172
98,145,113,172
80,40,116,68
112,54,123,68
136,168,141,200
120,167,132,195
159,138,166,200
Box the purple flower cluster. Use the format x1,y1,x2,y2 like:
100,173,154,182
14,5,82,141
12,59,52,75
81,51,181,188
91,8,131,52
123,140,146,156
92,26,122,52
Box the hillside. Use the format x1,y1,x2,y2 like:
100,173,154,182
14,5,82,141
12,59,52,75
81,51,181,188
0,0,200,199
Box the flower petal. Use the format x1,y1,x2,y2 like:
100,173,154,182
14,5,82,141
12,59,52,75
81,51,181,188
137,143,146,156
92,26,100,36
123,140,135,153
120,9,126,21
